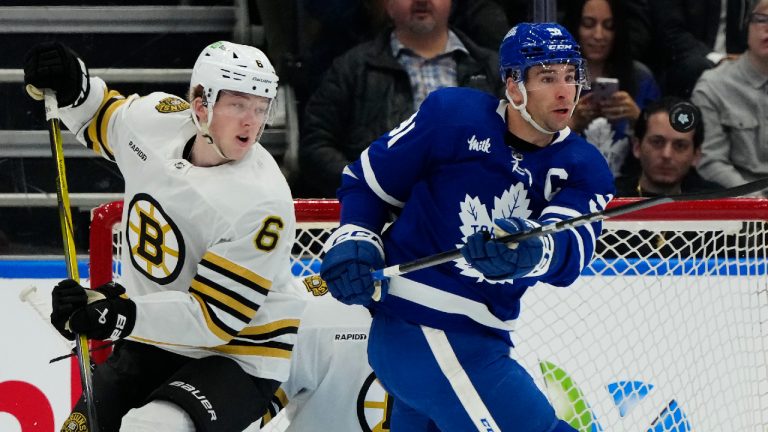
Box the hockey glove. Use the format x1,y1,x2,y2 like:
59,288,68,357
51,280,136,341
23,41,90,107
50,279,89,340
68,281,136,341
320,229,388,307
461,217,545,280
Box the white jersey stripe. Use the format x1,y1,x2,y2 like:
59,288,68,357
389,277,516,333
421,327,501,432
541,205,582,219
569,227,586,270
361,149,405,208
341,166,358,180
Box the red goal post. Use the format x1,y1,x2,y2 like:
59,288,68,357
89,198,768,431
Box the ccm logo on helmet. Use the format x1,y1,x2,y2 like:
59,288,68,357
549,44,573,49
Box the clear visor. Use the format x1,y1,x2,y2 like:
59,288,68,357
214,90,276,125
522,62,589,92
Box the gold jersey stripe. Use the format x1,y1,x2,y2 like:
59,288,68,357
208,344,293,359
191,291,237,342
98,96,128,156
274,387,289,407
127,334,197,348
261,411,274,424
83,87,110,154
202,251,272,290
238,319,300,336
190,279,258,320
85,88,125,158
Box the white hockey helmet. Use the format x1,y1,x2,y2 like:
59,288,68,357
190,41,279,158
191,40,278,106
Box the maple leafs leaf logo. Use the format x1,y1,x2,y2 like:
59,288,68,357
455,183,532,284
583,117,629,177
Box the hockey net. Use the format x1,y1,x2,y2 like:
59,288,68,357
89,198,768,431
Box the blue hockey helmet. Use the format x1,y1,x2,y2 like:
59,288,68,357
499,22,588,87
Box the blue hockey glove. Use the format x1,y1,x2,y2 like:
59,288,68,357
461,217,545,280
69,281,136,341
320,240,388,307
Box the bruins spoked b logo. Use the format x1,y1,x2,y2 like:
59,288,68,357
357,372,392,432
126,193,185,284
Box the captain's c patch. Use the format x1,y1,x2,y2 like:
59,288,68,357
155,96,190,113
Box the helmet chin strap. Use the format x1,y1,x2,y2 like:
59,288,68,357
190,103,232,161
506,83,558,135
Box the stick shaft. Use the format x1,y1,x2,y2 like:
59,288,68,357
370,177,768,282
45,90,99,431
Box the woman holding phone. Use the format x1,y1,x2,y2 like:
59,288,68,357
563,0,660,176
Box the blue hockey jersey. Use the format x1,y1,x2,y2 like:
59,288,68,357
336,87,614,340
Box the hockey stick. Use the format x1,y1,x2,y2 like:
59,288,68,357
36,87,100,431
305,177,768,301
19,286,115,364
370,177,768,285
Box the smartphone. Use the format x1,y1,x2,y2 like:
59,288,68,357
591,77,619,103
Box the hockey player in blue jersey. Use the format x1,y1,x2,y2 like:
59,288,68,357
320,22,615,432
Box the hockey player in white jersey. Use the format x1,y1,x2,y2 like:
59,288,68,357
275,302,383,431
24,41,304,432
257,277,386,432
320,23,615,431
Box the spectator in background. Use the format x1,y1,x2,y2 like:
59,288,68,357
691,0,768,192
297,0,502,198
615,97,720,197
277,0,508,109
649,0,750,97
562,0,661,177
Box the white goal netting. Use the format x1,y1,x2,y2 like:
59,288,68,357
90,198,768,431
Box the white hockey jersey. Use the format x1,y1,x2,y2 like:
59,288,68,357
260,281,390,432
59,77,304,381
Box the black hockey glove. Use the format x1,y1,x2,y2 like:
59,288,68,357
68,282,136,341
23,41,90,107
51,279,136,341
50,279,89,340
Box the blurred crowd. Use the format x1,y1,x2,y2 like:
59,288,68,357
290,0,767,201
3,0,768,253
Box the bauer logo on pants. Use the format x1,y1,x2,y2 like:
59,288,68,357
126,193,186,285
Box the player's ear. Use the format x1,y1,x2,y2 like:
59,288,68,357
192,97,207,121
506,78,524,105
